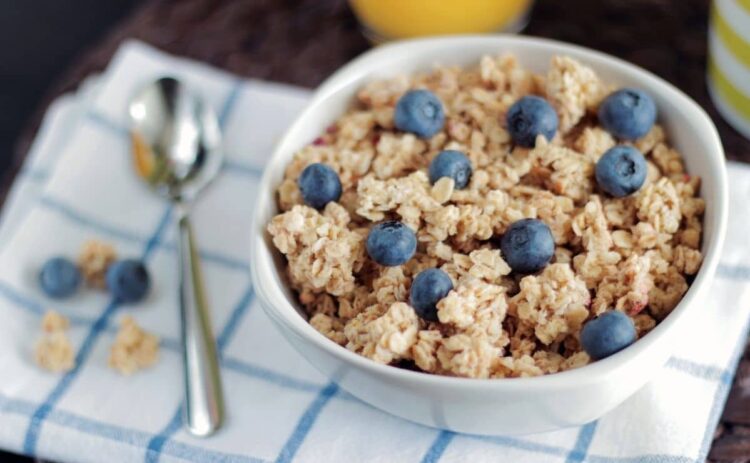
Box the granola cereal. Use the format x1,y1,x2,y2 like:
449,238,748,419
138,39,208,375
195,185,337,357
41,309,70,333
78,239,117,288
108,316,160,375
267,54,704,378
34,310,75,372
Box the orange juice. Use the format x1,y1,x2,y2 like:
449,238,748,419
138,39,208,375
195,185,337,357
349,0,532,41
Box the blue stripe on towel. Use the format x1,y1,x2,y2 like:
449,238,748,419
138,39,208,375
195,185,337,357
144,409,183,463
565,421,599,463
39,194,248,272
421,430,456,463
216,287,255,351
39,195,147,244
86,110,128,136
717,263,750,280
275,382,339,463
221,356,325,394
2,391,267,462
223,159,264,177
0,279,96,325
21,167,50,183
218,79,244,127
666,357,728,382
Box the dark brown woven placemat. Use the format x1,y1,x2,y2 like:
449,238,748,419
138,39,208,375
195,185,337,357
11,0,750,460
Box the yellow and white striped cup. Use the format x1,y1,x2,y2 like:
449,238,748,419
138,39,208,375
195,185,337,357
709,0,750,139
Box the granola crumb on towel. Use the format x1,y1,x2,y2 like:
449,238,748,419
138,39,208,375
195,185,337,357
108,316,159,375
35,310,74,372
78,239,117,289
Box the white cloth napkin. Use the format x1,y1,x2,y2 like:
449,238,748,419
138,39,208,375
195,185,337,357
0,40,748,463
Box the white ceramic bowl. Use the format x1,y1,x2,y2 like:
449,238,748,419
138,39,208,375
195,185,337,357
250,35,728,436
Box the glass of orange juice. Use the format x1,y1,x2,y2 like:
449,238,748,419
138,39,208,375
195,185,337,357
349,0,533,42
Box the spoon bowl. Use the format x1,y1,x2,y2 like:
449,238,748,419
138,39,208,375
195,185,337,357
129,77,223,202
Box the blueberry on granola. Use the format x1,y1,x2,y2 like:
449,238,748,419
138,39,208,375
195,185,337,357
500,219,555,274
394,89,445,139
39,257,81,299
598,88,656,140
298,163,342,209
581,310,637,360
429,150,472,189
506,95,559,148
595,145,647,197
410,268,453,322
106,259,150,303
366,220,417,266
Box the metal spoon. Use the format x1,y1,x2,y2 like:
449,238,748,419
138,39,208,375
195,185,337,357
128,77,224,436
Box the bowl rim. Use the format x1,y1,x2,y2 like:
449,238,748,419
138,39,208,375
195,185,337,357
250,34,728,392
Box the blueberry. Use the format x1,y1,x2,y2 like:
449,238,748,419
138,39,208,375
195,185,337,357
106,259,150,303
366,221,417,266
394,89,445,138
581,310,637,360
598,88,657,140
298,163,342,209
500,219,555,274
428,150,472,189
410,268,453,322
595,145,647,197
39,257,81,299
506,96,559,148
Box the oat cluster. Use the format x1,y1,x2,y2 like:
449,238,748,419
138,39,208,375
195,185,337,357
78,239,118,289
267,54,704,378
34,310,75,373
108,316,160,375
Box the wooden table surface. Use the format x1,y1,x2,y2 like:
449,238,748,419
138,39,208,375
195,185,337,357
11,0,750,461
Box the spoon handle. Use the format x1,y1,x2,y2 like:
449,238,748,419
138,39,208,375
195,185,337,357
176,209,224,436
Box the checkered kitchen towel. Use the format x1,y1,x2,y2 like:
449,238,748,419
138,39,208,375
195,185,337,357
0,40,748,463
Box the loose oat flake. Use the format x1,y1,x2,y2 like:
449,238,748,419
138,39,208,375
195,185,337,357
34,310,75,373
108,316,160,375
78,239,118,289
